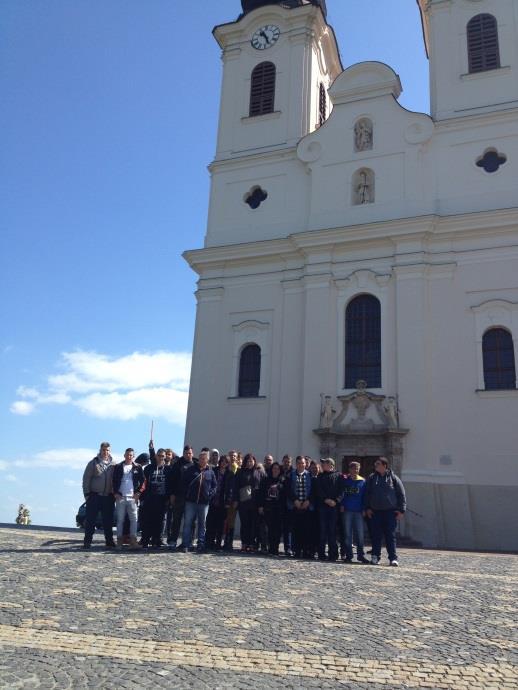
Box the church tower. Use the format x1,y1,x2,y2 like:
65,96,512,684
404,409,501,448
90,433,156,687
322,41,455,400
419,0,518,120
213,0,340,158
205,0,341,247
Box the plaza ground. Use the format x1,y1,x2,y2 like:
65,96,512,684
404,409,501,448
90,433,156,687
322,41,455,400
0,526,516,689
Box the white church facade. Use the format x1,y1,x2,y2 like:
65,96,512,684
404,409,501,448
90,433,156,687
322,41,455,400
184,0,518,552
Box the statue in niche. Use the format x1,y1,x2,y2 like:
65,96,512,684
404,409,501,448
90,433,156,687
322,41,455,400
320,394,335,429
354,169,374,205
354,118,373,152
383,396,399,429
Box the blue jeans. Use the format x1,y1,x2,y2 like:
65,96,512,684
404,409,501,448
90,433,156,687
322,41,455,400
341,510,365,560
182,502,209,548
318,504,338,560
371,510,398,561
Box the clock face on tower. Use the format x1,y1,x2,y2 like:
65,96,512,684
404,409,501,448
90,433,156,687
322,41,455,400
251,25,280,50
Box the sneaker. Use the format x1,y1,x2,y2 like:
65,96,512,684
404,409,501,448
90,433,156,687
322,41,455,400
284,550,293,558
357,556,370,564
168,543,177,552
105,541,116,549
342,557,353,564
390,559,399,567
82,542,91,550
371,555,380,565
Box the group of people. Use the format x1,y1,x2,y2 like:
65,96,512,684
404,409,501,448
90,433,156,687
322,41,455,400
81,442,407,566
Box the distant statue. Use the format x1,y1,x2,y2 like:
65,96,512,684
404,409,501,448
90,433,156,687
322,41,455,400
355,170,374,205
16,504,31,526
383,396,399,429
354,119,373,152
320,394,335,429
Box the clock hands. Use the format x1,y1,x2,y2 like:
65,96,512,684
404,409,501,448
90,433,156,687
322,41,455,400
252,26,279,50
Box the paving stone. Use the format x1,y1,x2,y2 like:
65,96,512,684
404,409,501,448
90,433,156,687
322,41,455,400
0,527,517,689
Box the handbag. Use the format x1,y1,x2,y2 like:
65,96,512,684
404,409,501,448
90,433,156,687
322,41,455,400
239,485,252,503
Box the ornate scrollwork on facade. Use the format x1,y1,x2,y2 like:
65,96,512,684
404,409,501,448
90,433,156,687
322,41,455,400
314,381,408,476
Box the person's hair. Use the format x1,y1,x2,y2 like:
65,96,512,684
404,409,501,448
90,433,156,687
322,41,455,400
157,448,166,455
271,461,281,473
243,452,256,467
349,461,361,469
310,461,321,475
165,448,173,454
295,455,305,463
218,456,228,467
199,450,209,460
282,454,292,462
305,456,312,462
183,445,193,452
377,457,389,468
99,442,110,450
228,449,238,456
201,446,210,453
125,448,134,454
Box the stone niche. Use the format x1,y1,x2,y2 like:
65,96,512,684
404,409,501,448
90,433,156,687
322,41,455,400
314,381,408,476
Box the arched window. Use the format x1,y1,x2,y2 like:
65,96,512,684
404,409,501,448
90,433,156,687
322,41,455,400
318,83,327,126
482,328,516,390
345,295,381,388
249,62,276,117
467,14,500,73
238,344,261,397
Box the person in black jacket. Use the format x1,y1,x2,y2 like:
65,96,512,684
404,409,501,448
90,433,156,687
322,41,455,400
258,462,284,555
113,448,145,549
179,450,217,553
315,457,344,561
168,445,195,549
233,453,262,552
205,455,232,550
364,457,406,567
140,448,171,548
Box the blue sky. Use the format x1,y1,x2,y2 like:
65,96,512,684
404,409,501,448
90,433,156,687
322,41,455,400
1,0,429,527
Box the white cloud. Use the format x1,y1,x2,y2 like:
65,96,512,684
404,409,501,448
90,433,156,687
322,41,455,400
6,474,17,482
10,400,35,415
63,478,81,487
76,387,188,424
10,349,191,425
0,461,7,470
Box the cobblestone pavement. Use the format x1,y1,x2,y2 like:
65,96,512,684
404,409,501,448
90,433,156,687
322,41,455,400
0,527,517,689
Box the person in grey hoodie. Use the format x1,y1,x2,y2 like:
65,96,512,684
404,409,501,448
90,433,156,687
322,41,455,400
82,441,117,549
364,457,406,566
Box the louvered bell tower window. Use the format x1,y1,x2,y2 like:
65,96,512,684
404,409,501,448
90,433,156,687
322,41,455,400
345,295,381,389
467,14,500,73
482,328,516,390
318,83,327,126
249,62,276,117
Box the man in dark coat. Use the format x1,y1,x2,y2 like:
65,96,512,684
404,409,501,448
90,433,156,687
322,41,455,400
364,457,406,566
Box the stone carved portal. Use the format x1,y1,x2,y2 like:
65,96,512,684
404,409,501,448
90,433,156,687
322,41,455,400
314,381,408,477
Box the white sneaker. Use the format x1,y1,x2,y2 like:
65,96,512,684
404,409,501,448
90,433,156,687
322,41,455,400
390,559,399,567
371,555,379,565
